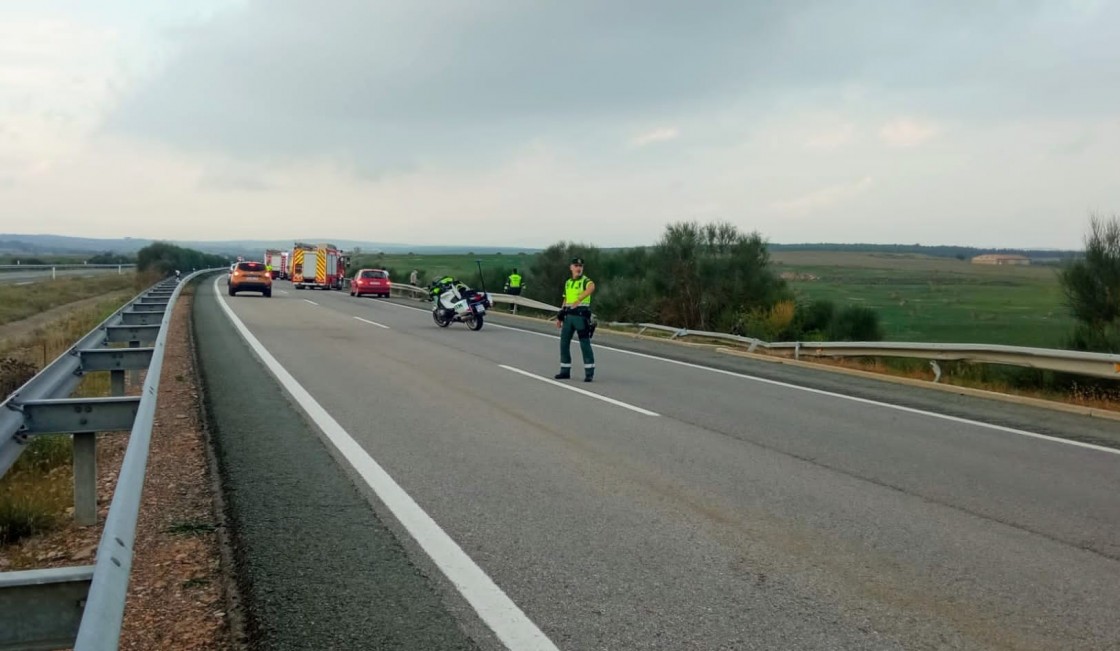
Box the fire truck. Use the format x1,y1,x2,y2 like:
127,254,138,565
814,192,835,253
264,249,285,279
290,243,347,290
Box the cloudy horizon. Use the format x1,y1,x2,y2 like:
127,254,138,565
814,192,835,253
1,1,1117,249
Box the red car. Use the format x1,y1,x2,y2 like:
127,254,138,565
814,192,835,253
350,269,391,298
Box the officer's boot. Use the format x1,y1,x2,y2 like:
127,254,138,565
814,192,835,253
584,371,594,383
554,368,571,380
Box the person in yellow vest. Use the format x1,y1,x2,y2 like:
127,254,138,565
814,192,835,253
505,269,524,313
504,269,523,295
555,256,596,382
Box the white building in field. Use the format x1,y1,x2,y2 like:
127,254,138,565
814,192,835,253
971,254,1031,266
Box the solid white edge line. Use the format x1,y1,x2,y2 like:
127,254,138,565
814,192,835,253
303,299,318,305
354,316,390,329
500,365,659,417
378,299,1120,456
211,278,559,651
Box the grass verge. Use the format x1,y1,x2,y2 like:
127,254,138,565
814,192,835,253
1,286,143,547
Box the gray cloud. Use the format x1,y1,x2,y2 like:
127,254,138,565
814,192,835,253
104,0,1120,169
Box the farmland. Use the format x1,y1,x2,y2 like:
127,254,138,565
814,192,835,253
772,251,1071,347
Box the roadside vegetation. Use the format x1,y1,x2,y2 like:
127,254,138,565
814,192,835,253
0,296,128,545
1,242,217,546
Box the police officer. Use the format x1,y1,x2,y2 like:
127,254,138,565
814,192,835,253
504,269,523,295
555,256,596,382
505,268,524,313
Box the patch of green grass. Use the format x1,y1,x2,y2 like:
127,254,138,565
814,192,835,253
165,520,217,536
11,435,71,474
0,495,57,544
181,577,211,589
0,450,73,545
774,254,1072,347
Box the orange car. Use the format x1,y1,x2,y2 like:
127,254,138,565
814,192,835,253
229,261,272,297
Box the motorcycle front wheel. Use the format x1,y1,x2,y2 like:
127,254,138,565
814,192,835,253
432,309,451,328
467,314,484,331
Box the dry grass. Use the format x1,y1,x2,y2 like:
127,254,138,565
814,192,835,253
0,273,139,326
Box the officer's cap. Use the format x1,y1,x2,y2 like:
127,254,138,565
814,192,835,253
570,256,585,265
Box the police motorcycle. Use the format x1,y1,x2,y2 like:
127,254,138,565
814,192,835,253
428,277,493,331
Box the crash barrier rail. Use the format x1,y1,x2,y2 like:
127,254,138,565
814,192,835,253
386,282,1120,381
0,264,137,270
0,270,206,651
607,323,1120,382
0,263,135,279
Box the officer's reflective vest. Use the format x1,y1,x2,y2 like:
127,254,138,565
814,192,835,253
508,273,522,288
565,276,592,306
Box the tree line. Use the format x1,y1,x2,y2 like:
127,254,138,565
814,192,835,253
136,242,230,275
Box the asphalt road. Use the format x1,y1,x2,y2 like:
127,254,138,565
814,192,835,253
194,277,1120,650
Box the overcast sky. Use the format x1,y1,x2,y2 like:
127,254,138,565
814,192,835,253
1,0,1117,248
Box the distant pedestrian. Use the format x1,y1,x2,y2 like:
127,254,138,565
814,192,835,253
409,269,419,286
554,256,596,382
504,269,523,295
504,269,524,313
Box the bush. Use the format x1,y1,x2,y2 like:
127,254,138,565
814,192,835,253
828,305,884,341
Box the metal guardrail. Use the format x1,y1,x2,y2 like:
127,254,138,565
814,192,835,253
0,270,206,650
606,322,1120,381
0,264,135,281
0,264,137,270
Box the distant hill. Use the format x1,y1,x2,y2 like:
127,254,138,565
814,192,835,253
768,243,1079,262
0,234,1078,261
0,234,541,258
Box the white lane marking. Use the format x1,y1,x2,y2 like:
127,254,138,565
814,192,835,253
303,299,318,305
354,316,390,329
500,365,659,417
15,281,34,286
378,299,1120,456
277,290,290,295
212,278,557,651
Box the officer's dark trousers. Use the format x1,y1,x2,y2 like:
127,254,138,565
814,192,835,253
559,312,595,377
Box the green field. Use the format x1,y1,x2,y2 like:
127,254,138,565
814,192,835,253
772,252,1072,347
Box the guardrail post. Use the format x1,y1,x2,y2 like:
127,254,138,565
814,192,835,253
52,266,57,280
127,341,140,389
111,370,125,397
73,433,97,526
